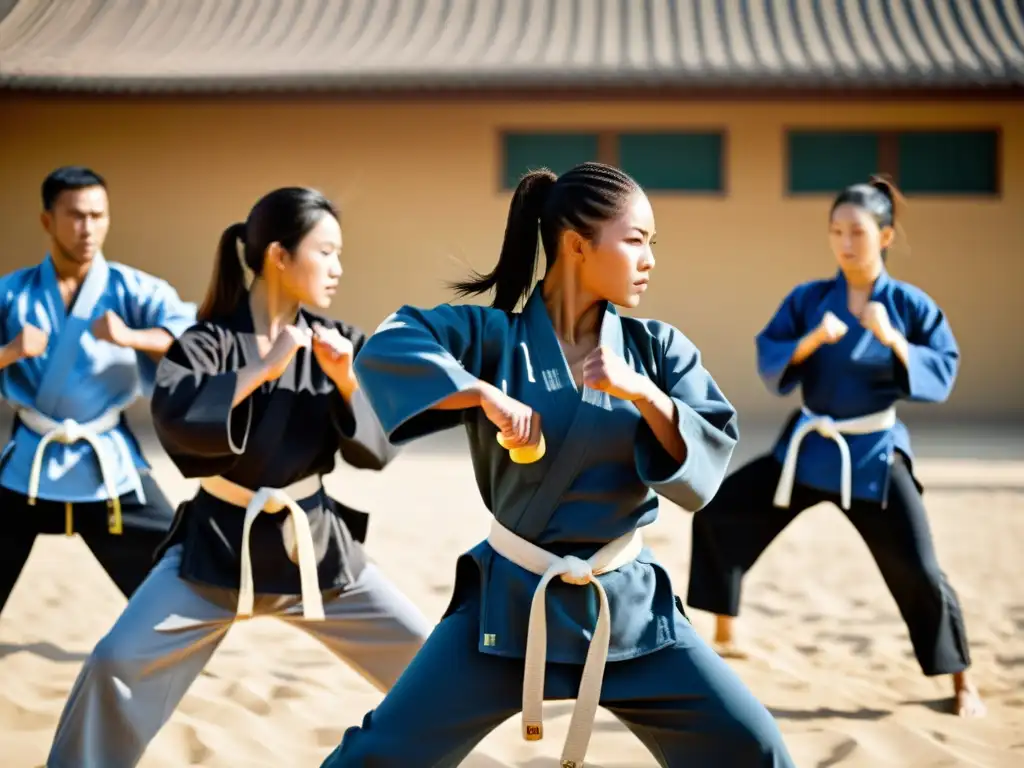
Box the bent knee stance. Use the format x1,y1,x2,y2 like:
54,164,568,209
90,628,139,676
622,693,791,767
712,700,790,767
609,637,795,767
320,710,479,768
48,632,149,767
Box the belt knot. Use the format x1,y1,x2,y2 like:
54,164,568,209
558,556,593,586
813,416,840,440
55,418,85,443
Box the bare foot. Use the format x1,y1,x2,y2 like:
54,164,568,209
953,672,986,718
712,615,749,659
713,640,750,660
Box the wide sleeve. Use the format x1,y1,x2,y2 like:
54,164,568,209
0,273,13,348
634,322,740,512
327,320,400,471
353,303,507,445
755,286,809,396
893,290,959,403
150,323,252,474
0,275,13,401
120,268,198,395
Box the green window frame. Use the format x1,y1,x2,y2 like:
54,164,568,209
897,130,999,195
618,131,725,193
500,132,600,190
786,130,881,194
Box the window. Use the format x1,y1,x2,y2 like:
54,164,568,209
501,132,600,190
618,132,725,193
786,131,880,194
785,128,1000,196
897,130,999,195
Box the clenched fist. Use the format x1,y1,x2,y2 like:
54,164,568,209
91,310,131,347
814,311,849,345
311,322,355,383
262,324,312,382
480,385,540,450
860,302,897,347
13,323,48,359
582,345,650,402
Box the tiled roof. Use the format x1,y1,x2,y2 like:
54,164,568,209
1,0,1022,92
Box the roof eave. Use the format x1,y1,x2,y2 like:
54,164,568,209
2,69,1023,99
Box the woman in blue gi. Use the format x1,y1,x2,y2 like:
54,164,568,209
47,186,432,767
321,163,794,767
686,178,985,718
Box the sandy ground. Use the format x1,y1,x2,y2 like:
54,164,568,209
1,417,1022,767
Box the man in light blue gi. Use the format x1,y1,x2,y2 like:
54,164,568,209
0,165,196,614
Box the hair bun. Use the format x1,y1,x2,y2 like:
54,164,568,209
868,175,897,203
868,174,904,224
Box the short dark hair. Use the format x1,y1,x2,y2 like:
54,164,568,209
42,166,107,211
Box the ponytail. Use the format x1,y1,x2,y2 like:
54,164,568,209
451,169,557,312
868,174,904,228
198,222,247,321
869,174,908,263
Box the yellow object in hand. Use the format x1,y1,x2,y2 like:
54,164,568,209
496,431,547,464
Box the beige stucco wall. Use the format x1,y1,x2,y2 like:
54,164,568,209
1,95,1021,425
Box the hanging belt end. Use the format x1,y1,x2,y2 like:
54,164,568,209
523,721,543,741
108,497,123,535
303,605,326,622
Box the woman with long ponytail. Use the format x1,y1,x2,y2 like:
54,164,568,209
322,163,794,767
48,187,432,767
452,169,556,312
687,176,985,718
198,221,248,321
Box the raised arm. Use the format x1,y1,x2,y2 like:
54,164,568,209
0,274,43,377
353,303,508,444
890,290,959,403
120,268,198,390
0,294,21,375
324,319,400,471
633,322,740,512
150,323,257,476
756,286,816,396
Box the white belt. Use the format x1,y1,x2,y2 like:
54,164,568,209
18,407,124,534
774,405,897,511
486,519,644,768
200,475,325,622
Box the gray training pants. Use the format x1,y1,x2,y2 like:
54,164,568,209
47,544,432,768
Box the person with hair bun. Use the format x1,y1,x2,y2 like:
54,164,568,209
47,186,432,767
687,177,985,718
321,163,793,767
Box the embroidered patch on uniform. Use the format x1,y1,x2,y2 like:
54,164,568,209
541,369,563,392
483,633,496,646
